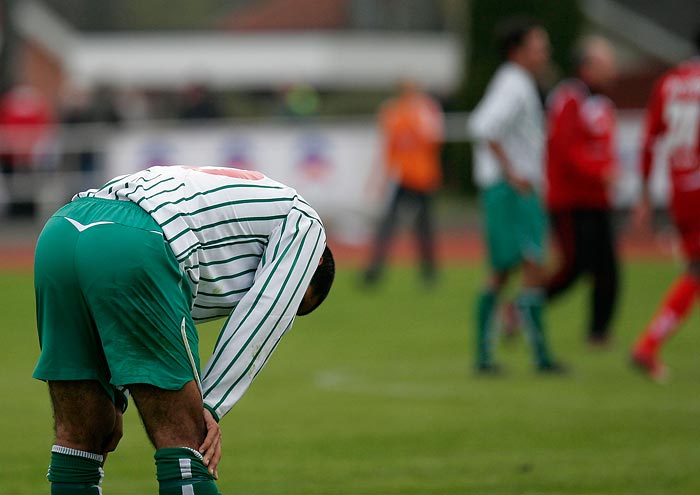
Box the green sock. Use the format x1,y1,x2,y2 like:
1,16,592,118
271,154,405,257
476,290,497,367
516,289,553,367
155,447,221,495
47,445,104,495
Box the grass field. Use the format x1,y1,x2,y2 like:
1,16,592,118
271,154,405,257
1,260,699,494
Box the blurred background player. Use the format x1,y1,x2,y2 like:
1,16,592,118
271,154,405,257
363,79,444,287
631,30,700,382
468,17,562,373
545,36,620,347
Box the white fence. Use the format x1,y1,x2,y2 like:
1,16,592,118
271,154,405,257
0,111,665,242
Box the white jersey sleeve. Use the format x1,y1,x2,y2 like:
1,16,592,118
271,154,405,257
468,69,524,141
200,201,326,420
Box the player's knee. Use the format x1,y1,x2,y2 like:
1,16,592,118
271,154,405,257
49,381,117,453
130,381,206,450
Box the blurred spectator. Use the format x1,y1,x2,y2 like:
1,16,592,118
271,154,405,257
631,30,700,382
363,79,444,287
280,82,321,118
179,84,222,120
115,88,151,122
545,36,619,347
468,18,563,373
0,84,54,217
60,84,122,176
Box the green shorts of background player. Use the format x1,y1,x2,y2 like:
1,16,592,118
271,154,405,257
33,198,223,495
474,181,563,374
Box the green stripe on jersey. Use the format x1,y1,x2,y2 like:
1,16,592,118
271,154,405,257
199,268,256,283
168,214,285,242
203,216,307,398
291,205,322,224
175,236,266,263
194,302,236,311
159,197,295,228
211,228,323,410
197,287,249,298
147,183,287,215
136,183,186,204
194,253,260,268
122,177,174,200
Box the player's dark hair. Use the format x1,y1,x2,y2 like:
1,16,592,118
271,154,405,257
695,26,700,53
297,245,335,316
495,16,542,61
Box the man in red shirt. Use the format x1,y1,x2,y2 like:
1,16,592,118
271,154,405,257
631,33,700,382
545,36,619,345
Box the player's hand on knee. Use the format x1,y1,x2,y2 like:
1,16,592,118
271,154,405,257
199,408,222,479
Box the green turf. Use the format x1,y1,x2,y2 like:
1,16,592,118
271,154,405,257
1,260,699,494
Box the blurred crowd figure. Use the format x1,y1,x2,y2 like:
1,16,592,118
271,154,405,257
279,82,321,118
363,79,444,287
179,83,222,120
0,84,54,217
469,18,563,373
60,84,122,179
631,32,700,382
544,36,619,347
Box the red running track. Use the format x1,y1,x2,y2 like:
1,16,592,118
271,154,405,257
0,230,680,272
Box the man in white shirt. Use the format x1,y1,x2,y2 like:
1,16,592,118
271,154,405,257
468,18,562,374
33,166,334,494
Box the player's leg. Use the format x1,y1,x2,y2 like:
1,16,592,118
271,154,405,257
631,260,700,380
129,381,221,495
413,190,437,285
515,192,562,372
476,269,511,371
545,209,583,301
475,182,519,371
70,200,221,494
50,381,119,452
364,183,404,285
47,381,120,494
588,209,619,345
519,258,561,371
33,210,123,495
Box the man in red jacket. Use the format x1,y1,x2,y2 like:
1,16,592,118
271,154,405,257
631,32,700,382
545,36,619,345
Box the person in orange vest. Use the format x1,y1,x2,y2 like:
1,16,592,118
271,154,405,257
363,80,444,286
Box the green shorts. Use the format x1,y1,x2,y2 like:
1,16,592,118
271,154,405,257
33,197,199,404
480,181,547,272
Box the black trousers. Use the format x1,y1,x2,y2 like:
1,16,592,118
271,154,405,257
365,184,436,282
546,208,619,339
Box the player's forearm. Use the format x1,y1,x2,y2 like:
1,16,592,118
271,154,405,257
487,140,514,175
201,212,326,419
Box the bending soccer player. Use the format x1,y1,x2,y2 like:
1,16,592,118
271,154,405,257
631,32,700,382
33,165,335,494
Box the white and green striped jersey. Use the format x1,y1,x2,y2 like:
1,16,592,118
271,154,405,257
75,165,326,420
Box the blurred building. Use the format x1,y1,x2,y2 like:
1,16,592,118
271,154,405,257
5,0,465,115
580,0,700,109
